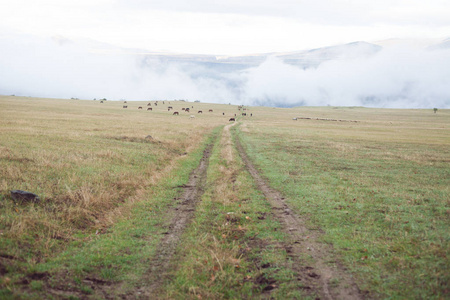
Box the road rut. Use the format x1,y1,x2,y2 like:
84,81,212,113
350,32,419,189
136,141,215,298
235,132,362,300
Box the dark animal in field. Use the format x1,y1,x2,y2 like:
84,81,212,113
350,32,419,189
182,108,186,111
123,106,128,108
222,112,224,115
198,110,203,113
154,102,158,106
168,106,173,110
147,108,152,111
185,108,190,112
173,111,179,115
242,113,247,116
100,101,104,103
229,118,235,121
124,101,127,103
138,106,143,109
209,109,213,112
147,103,151,106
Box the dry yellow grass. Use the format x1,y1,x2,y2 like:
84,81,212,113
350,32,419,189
0,95,236,264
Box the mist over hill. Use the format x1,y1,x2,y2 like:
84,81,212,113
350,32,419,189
1,33,449,108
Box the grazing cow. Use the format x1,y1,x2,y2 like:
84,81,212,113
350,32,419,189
100,101,104,103
173,111,179,115
147,103,151,106
209,109,213,112
138,106,143,109
190,115,195,119
242,113,247,116
168,106,173,110
182,108,186,111
222,112,224,116
123,105,128,108
198,110,203,113
250,113,252,117
185,108,190,112
124,101,127,103
147,108,152,111
229,118,235,121
154,102,158,106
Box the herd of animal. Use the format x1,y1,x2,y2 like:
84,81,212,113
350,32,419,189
99,100,252,122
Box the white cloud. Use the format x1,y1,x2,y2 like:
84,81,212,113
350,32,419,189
241,48,450,108
1,34,449,108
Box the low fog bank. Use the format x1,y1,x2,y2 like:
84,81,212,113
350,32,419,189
1,34,449,109
244,49,450,108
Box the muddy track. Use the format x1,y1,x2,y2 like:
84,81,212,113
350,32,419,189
234,131,362,300
134,141,215,298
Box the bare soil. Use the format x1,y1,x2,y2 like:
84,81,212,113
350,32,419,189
133,142,215,298
235,135,363,300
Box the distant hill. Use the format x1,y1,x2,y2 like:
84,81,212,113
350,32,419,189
1,33,448,108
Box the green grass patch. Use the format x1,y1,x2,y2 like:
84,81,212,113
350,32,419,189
235,108,449,298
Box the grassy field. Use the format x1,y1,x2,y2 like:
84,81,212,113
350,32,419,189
0,96,230,298
0,95,448,298
236,106,449,298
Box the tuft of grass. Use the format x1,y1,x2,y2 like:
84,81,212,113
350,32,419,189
30,280,43,291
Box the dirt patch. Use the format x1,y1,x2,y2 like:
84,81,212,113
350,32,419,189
26,272,49,281
134,141,215,297
235,134,362,300
0,253,20,260
0,262,7,276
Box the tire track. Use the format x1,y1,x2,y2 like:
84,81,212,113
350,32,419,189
135,140,215,298
234,132,362,300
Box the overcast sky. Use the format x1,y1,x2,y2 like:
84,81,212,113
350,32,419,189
1,0,449,55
